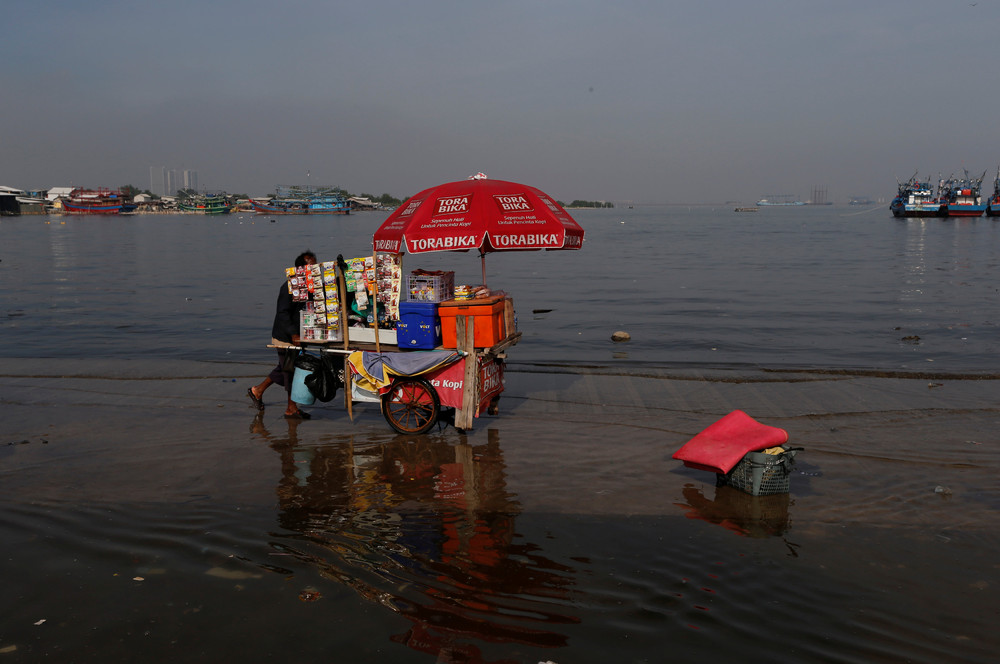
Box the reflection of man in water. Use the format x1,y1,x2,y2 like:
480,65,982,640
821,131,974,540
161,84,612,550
247,250,316,420
250,425,578,660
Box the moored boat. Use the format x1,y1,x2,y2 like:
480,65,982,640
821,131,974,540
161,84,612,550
307,194,351,215
757,196,805,206
60,188,126,215
939,170,986,217
179,194,233,214
985,167,1000,217
250,197,310,214
890,173,942,217
251,185,351,215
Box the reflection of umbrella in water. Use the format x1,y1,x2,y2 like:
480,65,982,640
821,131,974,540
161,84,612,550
373,173,585,285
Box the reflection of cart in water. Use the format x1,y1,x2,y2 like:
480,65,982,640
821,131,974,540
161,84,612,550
251,423,579,657
277,175,584,434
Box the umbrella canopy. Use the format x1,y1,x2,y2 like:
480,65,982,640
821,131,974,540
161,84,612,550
373,175,585,257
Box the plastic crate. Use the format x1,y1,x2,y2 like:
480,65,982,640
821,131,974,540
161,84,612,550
716,445,800,496
406,272,455,302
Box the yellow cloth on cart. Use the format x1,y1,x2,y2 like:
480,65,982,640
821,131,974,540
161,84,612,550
347,349,464,394
348,351,384,394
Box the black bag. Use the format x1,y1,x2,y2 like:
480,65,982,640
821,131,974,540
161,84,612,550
293,352,320,374
280,347,300,373
304,353,343,402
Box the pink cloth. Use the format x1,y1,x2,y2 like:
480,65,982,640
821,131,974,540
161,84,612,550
672,410,789,474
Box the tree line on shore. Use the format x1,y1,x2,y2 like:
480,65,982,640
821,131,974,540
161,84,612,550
564,199,614,208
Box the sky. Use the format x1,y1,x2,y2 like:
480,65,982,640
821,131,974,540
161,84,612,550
3,0,998,204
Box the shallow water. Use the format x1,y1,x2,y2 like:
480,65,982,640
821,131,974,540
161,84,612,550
2,396,996,663
2,208,999,662
3,206,1000,373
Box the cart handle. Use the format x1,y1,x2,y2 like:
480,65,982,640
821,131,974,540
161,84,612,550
268,344,470,357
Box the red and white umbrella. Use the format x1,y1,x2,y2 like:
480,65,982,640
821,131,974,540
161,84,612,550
373,174,584,284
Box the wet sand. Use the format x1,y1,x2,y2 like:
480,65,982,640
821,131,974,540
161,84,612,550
6,357,998,514
2,357,998,662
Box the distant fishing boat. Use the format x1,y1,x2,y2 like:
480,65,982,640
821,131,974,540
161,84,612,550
939,170,986,217
178,194,233,215
306,195,351,215
757,195,805,206
250,197,310,214
251,185,350,215
60,188,125,215
890,173,942,218
985,167,1000,217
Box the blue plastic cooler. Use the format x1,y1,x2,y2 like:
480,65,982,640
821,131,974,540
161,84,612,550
397,301,442,349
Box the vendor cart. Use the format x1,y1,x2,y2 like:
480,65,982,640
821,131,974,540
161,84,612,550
276,287,519,434
273,174,584,434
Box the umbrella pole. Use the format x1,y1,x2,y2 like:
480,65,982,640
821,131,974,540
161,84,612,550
372,249,381,353
480,251,487,287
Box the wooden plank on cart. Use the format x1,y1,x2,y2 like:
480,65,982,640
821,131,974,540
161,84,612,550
455,315,477,430
337,263,354,421
488,331,522,355
503,297,515,339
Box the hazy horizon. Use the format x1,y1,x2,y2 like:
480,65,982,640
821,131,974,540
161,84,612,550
4,1,998,205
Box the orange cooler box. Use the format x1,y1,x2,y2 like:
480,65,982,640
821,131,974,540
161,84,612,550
438,296,506,348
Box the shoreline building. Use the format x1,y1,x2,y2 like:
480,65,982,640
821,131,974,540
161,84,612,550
150,166,198,196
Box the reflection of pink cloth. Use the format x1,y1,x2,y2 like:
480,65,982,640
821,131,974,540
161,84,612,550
672,410,788,474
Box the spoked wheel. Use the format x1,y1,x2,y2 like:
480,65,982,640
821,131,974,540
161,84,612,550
381,378,440,434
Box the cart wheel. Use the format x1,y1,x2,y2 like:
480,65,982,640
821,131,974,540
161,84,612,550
382,378,440,435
